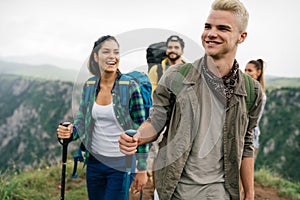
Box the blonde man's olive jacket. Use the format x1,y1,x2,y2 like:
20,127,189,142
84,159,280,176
148,57,263,200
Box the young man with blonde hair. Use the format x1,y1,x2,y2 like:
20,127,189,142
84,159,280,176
120,0,262,199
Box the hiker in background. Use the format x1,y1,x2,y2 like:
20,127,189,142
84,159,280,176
148,35,185,93
56,35,148,200
119,0,263,199
146,35,185,199
245,59,267,159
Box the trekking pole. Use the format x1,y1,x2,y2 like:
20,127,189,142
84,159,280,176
140,189,143,200
124,129,137,200
58,122,71,200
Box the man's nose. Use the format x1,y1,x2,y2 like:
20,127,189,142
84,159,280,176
207,29,217,38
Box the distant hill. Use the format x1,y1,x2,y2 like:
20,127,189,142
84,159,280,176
0,60,79,82
0,74,78,172
1,59,300,85
265,76,300,89
0,54,82,70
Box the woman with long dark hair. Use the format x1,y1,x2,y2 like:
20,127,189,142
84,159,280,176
57,35,148,200
245,59,267,159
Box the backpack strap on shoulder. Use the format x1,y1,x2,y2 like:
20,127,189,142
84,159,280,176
243,73,255,112
172,63,193,95
179,63,193,77
84,77,97,103
157,64,163,83
119,75,131,107
162,63,193,137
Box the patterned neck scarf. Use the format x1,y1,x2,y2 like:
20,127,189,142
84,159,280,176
202,56,239,107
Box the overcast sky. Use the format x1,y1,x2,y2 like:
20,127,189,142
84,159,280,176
0,0,299,77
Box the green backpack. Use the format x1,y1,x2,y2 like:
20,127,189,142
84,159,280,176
174,63,255,112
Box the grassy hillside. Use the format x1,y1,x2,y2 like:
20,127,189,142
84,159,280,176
0,160,87,200
1,163,299,200
256,87,300,182
255,168,300,200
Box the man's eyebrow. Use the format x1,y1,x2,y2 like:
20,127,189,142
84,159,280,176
218,24,231,30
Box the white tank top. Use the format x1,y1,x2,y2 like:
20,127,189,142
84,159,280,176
91,102,124,157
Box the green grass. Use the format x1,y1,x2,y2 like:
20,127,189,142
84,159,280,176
255,168,300,200
2,164,300,200
0,160,87,200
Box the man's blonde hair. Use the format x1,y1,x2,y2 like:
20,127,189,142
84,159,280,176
212,0,249,32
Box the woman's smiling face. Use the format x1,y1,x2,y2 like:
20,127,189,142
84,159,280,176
93,39,120,74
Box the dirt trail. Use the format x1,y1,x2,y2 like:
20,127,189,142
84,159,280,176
254,182,290,200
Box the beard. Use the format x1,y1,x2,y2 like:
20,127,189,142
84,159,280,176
167,52,181,62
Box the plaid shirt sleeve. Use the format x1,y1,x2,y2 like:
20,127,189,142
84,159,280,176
128,80,149,171
72,80,89,141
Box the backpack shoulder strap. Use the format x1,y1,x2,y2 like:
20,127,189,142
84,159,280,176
179,63,193,77
243,73,255,112
162,63,193,136
156,64,163,83
172,63,193,95
119,74,132,107
84,77,97,103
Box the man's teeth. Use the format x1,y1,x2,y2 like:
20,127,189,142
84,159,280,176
106,61,116,65
207,41,219,44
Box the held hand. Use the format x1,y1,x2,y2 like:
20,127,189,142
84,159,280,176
57,123,73,139
132,171,148,192
119,132,139,155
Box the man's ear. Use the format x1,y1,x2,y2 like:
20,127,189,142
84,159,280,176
238,32,247,44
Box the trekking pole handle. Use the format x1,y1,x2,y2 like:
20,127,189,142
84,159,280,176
58,122,72,146
125,129,137,137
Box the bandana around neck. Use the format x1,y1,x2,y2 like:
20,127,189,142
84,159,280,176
202,56,239,107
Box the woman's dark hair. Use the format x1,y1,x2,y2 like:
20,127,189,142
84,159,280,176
248,59,265,91
88,35,119,76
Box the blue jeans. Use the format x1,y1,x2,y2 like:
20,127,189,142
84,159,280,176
86,154,135,200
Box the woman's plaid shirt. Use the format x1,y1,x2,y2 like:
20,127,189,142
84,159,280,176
73,73,149,170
